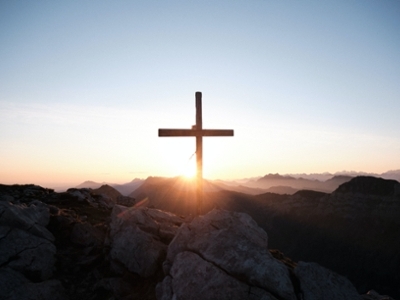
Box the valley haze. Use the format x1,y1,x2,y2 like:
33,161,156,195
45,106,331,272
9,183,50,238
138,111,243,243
57,169,400,196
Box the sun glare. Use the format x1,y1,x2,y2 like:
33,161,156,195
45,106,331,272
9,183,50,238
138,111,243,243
182,160,196,179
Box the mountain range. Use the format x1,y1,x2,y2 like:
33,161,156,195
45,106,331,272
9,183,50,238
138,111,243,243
75,170,400,197
76,178,144,195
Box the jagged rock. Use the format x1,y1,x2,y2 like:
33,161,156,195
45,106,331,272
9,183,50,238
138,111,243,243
69,221,104,247
0,268,67,300
62,186,136,209
0,201,56,280
362,290,395,300
157,251,278,300
109,205,184,277
0,184,53,205
0,200,53,240
66,188,89,201
160,209,297,300
0,227,56,280
116,195,136,207
294,261,361,300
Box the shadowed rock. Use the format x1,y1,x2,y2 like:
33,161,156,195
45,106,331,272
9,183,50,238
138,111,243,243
295,261,361,300
159,209,297,300
0,268,67,300
158,251,278,300
109,205,184,277
0,201,56,280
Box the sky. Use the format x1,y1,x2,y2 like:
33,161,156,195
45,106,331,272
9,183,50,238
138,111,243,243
1,0,400,189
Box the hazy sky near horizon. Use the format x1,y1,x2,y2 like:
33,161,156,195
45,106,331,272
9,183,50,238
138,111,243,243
1,0,400,188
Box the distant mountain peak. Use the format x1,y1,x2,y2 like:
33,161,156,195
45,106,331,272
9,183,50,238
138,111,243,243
92,184,122,201
76,180,104,189
335,176,400,196
259,173,295,181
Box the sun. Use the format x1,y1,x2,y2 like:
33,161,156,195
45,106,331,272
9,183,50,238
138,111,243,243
182,159,196,179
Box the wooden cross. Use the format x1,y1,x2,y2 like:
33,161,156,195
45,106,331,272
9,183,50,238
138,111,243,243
158,92,234,215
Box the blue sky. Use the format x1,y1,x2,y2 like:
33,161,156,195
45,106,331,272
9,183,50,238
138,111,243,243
1,1,399,188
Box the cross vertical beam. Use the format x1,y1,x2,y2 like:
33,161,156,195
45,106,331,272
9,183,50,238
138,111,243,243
195,92,203,215
158,92,234,215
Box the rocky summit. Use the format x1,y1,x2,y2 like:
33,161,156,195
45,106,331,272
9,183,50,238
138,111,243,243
0,183,396,300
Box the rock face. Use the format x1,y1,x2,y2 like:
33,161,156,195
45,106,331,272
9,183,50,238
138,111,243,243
157,209,361,300
295,261,360,300
0,201,56,280
0,268,67,300
158,251,278,300
109,205,184,277
0,185,66,300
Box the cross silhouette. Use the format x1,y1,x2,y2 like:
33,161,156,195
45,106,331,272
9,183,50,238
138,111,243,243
158,92,234,215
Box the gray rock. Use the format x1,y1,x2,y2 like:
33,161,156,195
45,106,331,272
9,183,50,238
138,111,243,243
361,290,395,300
70,221,104,247
0,226,56,280
0,201,56,281
294,261,361,300
109,205,184,277
163,209,296,300
116,195,136,207
0,267,67,300
159,251,278,300
0,201,53,241
156,274,173,300
110,221,166,277
66,188,89,201
95,193,116,209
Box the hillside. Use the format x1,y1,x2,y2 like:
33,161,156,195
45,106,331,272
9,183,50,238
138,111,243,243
0,183,394,300
128,176,400,298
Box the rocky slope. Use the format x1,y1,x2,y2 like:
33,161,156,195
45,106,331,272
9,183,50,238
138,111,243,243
127,176,400,298
0,183,397,300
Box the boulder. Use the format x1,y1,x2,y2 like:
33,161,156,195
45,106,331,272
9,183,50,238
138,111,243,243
159,209,297,300
69,221,104,247
0,201,56,280
0,200,53,241
109,205,184,277
157,251,278,300
362,290,395,300
0,268,67,300
65,188,89,201
294,261,361,300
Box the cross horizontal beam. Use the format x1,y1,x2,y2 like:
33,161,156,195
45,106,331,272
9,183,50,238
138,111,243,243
159,129,234,137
